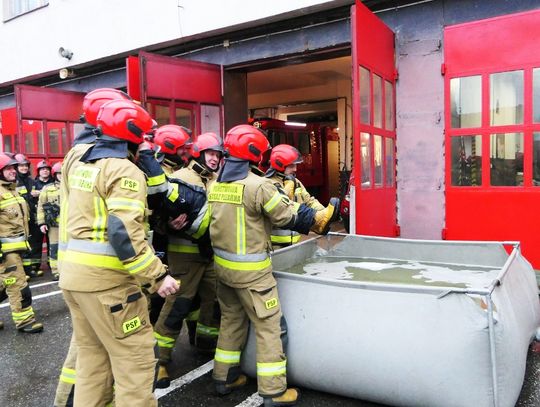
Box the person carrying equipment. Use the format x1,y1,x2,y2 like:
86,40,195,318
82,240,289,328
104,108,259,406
209,124,338,406
59,99,179,407
53,87,132,407
153,132,223,388
266,144,340,249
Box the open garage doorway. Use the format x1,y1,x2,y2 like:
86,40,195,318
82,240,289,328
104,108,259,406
241,56,352,204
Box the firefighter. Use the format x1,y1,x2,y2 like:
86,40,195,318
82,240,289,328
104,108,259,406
15,153,43,278
36,162,62,280
0,153,44,333
154,124,193,176
136,124,194,326
53,88,133,407
153,132,223,388
59,99,179,407
26,159,53,276
209,124,339,406
266,144,340,249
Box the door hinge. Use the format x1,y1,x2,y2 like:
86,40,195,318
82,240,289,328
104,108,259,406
394,69,399,81
441,63,446,76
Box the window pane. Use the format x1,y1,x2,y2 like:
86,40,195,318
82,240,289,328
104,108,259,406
69,123,85,147
175,107,192,129
359,67,371,124
3,135,13,152
154,105,169,127
533,68,540,123
385,137,394,186
37,128,45,154
201,104,221,137
533,132,540,185
451,76,481,128
490,71,524,126
361,132,371,188
374,135,383,186
298,132,310,155
373,75,383,129
450,135,482,186
23,119,41,154
384,80,394,130
47,122,65,155
490,132,523,186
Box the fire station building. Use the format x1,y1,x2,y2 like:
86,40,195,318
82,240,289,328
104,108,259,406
2,0,540,266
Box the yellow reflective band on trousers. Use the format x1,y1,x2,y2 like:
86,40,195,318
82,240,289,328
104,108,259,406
92,197,106,242
263,191,282,213
12,307,34,322
0,196,26,209
236,207,246,255
124,250,154,274
214,254,271,271
214,348,241,364
147,173,166,187
167,243,199,254
196,322,219,337
154,331,175,348
106,197,145,213
257,360,287,377
59,367,76,384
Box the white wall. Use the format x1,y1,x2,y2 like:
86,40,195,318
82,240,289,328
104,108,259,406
0,0,339,84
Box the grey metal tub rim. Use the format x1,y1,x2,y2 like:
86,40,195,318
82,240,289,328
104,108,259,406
241,233,540,407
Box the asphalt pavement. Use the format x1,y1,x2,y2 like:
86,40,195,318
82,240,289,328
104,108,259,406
1,269,540,407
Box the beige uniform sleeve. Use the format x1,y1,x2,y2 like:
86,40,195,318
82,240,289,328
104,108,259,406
36,186,47,225
104,162,167,288
256,179,296,228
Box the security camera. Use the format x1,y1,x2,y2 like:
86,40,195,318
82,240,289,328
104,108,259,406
58,47,73,60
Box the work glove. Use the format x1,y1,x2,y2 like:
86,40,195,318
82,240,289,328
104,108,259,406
283,175,296,200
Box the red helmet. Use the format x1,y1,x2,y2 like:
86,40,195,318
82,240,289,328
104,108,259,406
0,153,19,172
224,124,270,162
82,88,132,127
37,160,51,170
270,144,304,172
191,132,223,158
97,100,153,145
14,153,30,165
52,162,62,177
153,125,192,155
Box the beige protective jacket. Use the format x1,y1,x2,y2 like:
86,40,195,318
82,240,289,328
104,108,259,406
37,181,60,226
59,156,166,292
0,180,30,253
208,169,296,287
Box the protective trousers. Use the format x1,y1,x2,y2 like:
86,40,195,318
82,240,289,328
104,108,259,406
1,252,36,328
62,284,157,407
54,333,77,407
213,277,287,397
25,222,43,273
154,258,219,363
47,226,59,275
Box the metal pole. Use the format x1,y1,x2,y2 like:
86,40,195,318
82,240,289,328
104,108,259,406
487,293,499,407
